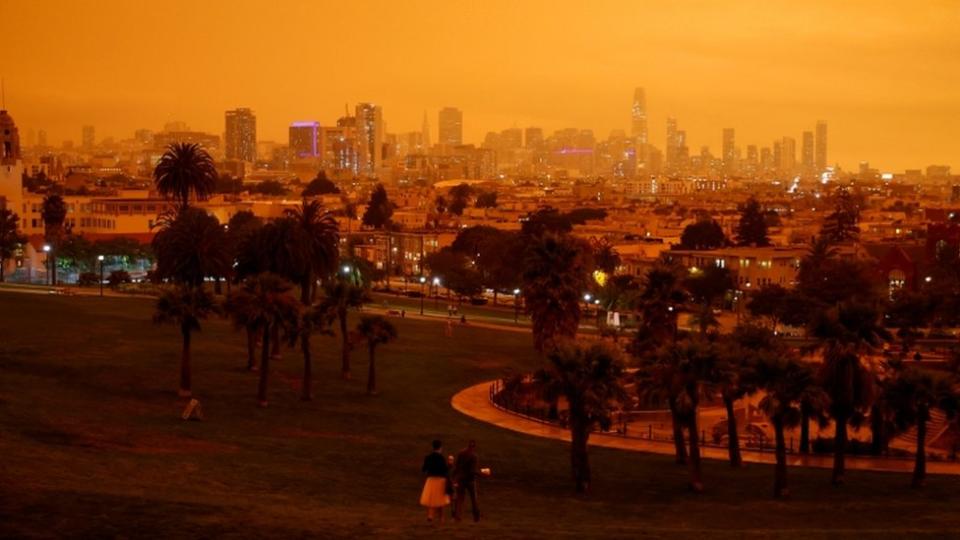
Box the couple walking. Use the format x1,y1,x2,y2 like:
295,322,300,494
419,439,482,523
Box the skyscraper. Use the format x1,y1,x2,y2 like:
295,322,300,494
631,88,648,144
524,127,544,150
355,103,383,175
780,136,796,173
289,121,320,158
82,125,95,150
438,107,463,146
722,128,736,174
225,108,257,162
421,111,431,150
801,130,814,173
815,121,827,171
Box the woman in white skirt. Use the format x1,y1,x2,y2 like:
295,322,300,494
420,439,451,522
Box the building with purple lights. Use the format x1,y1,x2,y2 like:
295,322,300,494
289,121,320,158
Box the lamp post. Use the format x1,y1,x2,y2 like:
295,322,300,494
98,255,105,297
42,244,51,285
583,293,593,329
513,288,521,323
419,276,426,315
432,277,441,311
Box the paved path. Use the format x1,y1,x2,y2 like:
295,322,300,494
451,380,960,476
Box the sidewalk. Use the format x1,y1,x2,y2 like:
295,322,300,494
451,380,960,476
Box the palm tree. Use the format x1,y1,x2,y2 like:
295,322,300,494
232,274,301,407
153,142,218,209
532,340,625,493
321,278,368,379
754,352,828,498
40,194,67,285
715,330,761,467
0,208,25,282
809,301,889,485
284,200,339,397
881,361,958,488
521,233,592,352
356,315,398,395
153,285,219,397
224,287,264,371
152,207,229,288
289,302,335,400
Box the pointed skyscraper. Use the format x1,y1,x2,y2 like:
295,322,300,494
421,110,431,150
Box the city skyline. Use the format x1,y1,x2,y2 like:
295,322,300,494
1,1,957,171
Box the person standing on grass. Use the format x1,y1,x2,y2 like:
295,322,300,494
420,439,451,522
452,440,481,522
445,319,453,337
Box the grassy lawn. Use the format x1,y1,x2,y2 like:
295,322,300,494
1,290,960,538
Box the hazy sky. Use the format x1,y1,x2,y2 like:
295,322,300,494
1,0,957,171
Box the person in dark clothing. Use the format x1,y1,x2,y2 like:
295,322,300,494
452,440,481,522
420,439,450,522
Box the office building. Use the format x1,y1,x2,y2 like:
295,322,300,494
82,125,95,150
225,108,257,162
722,128,736,174
355,103,383,175
801,130,814,173
438,107,463,146
289,121,320,158
815,121,827,171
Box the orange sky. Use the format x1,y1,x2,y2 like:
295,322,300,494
1,0,957,171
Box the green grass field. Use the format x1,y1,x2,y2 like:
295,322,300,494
2,290,960,538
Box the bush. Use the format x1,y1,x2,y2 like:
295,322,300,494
77,272,99,287
108,270,132,287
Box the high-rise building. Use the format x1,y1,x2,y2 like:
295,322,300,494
631,88,648,144
815,121,827,171
524,127,544,149
82,125,95,150
225,108,257,162
801,130,814,173
421,111,431,150
37,129,47,148
779,137,796,173
355,103,383,175
289,121,320,158
721,128,736,174
438,107,463,146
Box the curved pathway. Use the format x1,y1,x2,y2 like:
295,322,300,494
452,380,960,476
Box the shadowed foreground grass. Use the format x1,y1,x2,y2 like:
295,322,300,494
1,291,959,538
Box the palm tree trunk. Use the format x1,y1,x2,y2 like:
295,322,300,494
258,325,271,407
271,325,281,359
301,333,312,401
687,396,703,493
51,252,57,286
246,327,257,371
1,258,5,282
723,395,742,467
773,416,788,498
870,404,884,456
179,324,192,397
340,311,351,379
832,411,848,486
668,396,687,465
913,409,928,488
799,405,810,454
366,344,377,394
570,417,591,493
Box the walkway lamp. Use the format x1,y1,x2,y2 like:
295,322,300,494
98,255,105,297
419,276,426,315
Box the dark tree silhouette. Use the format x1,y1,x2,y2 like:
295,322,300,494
153,143,218,209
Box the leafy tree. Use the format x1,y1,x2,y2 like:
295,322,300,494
153,285,219,397
225,211,263,282
591,238,621,275
107,269,132,287
522,233,592,352
734,197,770,247
821,187,860,243
521,207,572,238
532,340,625,493
41,194,68,285
474,191,497,208
677,219,727,250
153,142,218,209
746,284,788,332
0,208,25,282
425,247,483,302
361,183,394,229
302,171,340,196
251,180,289,196
356,315,398,395
683,265,734,336
754,350,828,497
448,183,475,215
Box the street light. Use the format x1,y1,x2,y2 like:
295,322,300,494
513,288,521,323
432,277,441,311
97,255,105,297
42,244,51,285
419,276,426,315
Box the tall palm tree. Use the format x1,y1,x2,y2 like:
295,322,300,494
754,352,828,498
356,315,398,395
532,340,625,493
809,301,889,485
224,287,264,371
321,279,368,379
40,194,67,285
153,142,218,209
289,302,335,400
151,207,229,288
231,274,301,407
881,361,958,488
284,200,339,397
0,208,25,282
715,331,760,467
521,233,592,352
153,285,219,397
